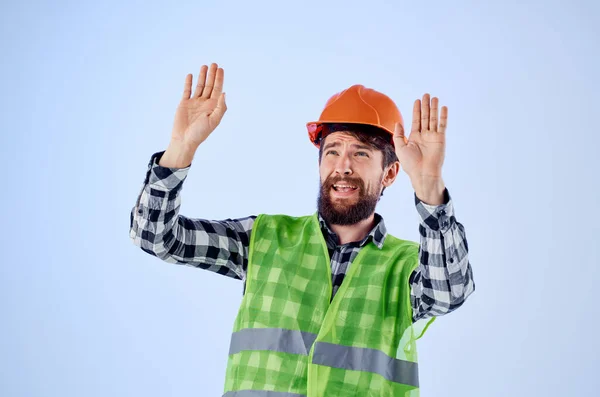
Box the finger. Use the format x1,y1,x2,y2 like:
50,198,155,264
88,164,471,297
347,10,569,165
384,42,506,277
393,122,407,149
209,92,228,125
430,97,439,132
211,67,224,99
439,106,449,133
182,74,192,100
421,93,430,131
193,65,208,98
201,63,218,98
411,99,421,135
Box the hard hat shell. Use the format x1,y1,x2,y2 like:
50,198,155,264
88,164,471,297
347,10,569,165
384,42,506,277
306,84,404,148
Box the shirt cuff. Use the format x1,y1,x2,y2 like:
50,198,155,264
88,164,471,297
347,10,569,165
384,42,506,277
144,151,190,191
414,188,454,232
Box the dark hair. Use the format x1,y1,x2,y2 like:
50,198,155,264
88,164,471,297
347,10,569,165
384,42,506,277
317,123,398,169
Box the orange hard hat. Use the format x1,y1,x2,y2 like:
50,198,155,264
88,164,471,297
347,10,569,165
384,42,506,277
306,84,404,148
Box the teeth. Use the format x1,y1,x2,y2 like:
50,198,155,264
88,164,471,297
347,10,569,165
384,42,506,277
333,184,357,192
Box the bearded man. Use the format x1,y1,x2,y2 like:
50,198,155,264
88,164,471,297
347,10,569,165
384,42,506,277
130,63,475,396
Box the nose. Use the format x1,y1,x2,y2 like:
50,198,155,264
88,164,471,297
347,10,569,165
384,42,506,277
334,154,353,176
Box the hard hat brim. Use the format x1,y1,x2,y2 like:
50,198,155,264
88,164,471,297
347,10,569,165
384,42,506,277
306,121,400,148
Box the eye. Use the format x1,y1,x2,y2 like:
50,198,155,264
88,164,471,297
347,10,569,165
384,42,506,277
356,151,369,157
326,150,339,156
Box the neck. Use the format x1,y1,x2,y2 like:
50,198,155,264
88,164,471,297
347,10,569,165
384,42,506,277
328,213,376,245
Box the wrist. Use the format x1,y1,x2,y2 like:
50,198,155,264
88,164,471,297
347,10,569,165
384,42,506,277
411,175,446,205
159,140,197,168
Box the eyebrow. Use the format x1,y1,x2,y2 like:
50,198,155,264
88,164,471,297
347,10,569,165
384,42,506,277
322,142,373,152
352,144,373,152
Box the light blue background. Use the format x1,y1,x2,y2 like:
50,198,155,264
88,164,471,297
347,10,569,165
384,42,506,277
2,0,599,396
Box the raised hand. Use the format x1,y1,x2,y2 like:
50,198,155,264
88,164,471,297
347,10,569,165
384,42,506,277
160,63,227,168
171,63,227,150
393,94,448,205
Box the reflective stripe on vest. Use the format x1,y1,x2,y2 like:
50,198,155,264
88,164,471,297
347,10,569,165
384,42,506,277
312,341,419,388
229,328,419,388
223,391,307,397
229,328,317,356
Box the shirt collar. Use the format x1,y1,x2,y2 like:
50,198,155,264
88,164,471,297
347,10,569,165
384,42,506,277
317,212,387,249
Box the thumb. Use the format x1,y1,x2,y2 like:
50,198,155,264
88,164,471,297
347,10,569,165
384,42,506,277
393,122,408,149
210,92,227,125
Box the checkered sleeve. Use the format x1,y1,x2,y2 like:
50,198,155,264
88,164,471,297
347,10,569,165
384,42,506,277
129,151,255,280
410,189,475,322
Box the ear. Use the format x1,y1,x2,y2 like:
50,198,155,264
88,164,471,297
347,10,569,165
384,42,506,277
382,161,400,187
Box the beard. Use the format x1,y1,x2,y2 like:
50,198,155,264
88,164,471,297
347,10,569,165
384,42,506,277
317,175,381,226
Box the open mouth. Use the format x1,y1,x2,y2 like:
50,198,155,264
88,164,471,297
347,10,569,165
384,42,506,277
332,184,358,193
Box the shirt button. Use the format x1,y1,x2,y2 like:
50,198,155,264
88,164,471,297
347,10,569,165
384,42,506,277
448,258,454,264
439,210,446,217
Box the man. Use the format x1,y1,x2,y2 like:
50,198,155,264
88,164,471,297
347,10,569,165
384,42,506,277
130,63,474,396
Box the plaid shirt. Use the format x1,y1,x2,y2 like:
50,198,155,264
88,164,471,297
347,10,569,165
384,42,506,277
130,151,475,322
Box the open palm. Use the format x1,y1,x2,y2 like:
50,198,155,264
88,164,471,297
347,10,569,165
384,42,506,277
171,63,227,149
393,94,448,179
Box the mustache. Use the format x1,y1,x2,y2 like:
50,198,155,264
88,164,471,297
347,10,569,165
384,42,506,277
323,175,364,189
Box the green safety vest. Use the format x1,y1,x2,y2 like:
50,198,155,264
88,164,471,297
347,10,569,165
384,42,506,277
223,213,433,397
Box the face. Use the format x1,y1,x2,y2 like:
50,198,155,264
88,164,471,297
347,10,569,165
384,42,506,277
317,132,398,226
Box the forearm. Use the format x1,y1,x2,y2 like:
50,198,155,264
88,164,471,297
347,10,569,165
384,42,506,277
409,191,475,321
130,151,195,262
